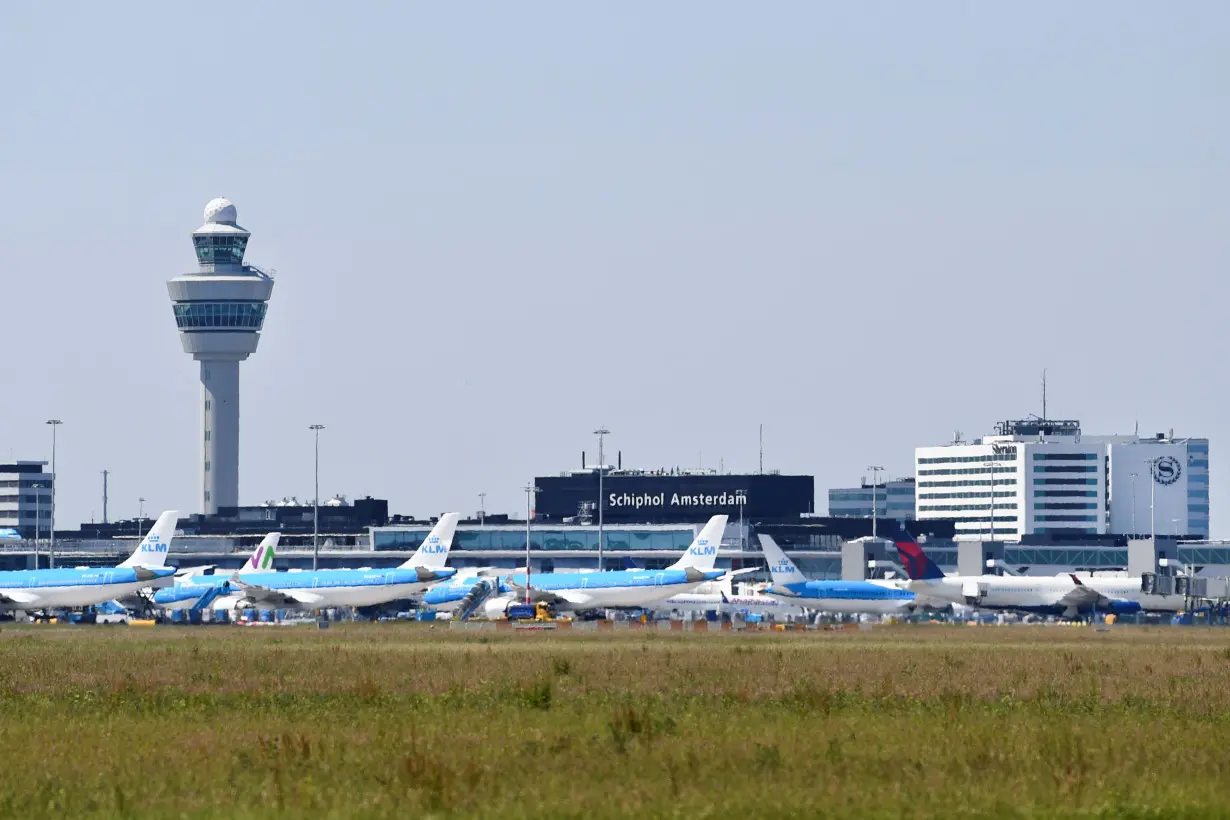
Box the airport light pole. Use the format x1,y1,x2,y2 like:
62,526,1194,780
867,465,883,540
988,459,997,545
1129,472,1139,536
479,492,486,526
33,491,40,569
1146,457,1159,544
524,484,540,604
45,420,62,569
594,427,609,571
310,424,325,570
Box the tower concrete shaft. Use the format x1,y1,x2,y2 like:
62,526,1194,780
168,198,275,514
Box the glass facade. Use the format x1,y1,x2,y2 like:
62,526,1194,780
174,302,267,329
193,235,247,265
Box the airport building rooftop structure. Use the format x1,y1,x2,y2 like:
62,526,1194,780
0,461,53,538
915,419,1209,542
828,477,915,520
168,198,275,515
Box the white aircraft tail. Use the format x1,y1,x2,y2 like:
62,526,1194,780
668,515,727,572
401,513,461,569
758,534,805,585
118,511,179,569
239,533,279,574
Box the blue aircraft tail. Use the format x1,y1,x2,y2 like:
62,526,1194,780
894,526,945,581
619,557,640,570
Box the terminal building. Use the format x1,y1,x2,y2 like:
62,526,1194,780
915,419,1209,541
0,462,53,538
827,478,915,521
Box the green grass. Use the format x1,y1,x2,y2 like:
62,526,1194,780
3,624,1230,818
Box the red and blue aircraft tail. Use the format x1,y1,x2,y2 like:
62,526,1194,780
894,526,946,581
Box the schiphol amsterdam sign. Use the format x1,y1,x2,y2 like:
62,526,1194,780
608,490,749,511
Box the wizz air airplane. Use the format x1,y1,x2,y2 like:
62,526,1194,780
224,513,461,610
894,530,1143,618
455,515,731,617
152,532,280,610
651,582,805,618
0,511,179,611
758,534,918,614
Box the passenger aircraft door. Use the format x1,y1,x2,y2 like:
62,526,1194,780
656,573,665,587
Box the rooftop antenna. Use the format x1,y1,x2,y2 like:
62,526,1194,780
759,424,764,475
952,430,964,445
1041,369,1048,421
101,470,109,525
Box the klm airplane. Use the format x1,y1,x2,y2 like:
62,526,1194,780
223,513,462,609
758,534,917,614
0,511,179,611
462,515,731,617
152,532,280,610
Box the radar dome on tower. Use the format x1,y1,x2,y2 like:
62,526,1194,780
204,197,238,225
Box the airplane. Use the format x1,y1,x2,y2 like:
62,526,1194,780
0,511,179,612
224,513,461,610
893,529,1143,618
649,576,806,618
151,532,280,610
469,515,732,617
757,534,918,614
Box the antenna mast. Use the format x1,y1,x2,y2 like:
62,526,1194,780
1041,369,1047,420
759,424,764,475
101,470,109,525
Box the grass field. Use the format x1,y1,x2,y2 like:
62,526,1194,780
3,624,1230,818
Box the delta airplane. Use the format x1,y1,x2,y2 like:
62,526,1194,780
894,531,1142,618
0,511,179,611
152,532,280,610
471,515,731,616
225,513,461,609
758,534,918,614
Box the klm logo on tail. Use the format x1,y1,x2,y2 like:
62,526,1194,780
421,536,446,555
141,538,168,555
771,559,798,576
690,538,716,557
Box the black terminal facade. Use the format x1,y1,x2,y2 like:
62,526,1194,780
534,468,815,525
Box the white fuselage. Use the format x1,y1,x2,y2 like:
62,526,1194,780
1,581,164,611
235,582,433,609
1077,578,1186,613
653,592,805,617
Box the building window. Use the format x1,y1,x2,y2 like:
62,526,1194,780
1032,453,1098,461
173,301,267,330
1033,466,1098,474
1035,515,1098,522
1034,479,1097,486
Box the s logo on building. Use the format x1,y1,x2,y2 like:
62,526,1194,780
1152,456,1181,486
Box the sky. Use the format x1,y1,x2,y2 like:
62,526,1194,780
0,1,1226,532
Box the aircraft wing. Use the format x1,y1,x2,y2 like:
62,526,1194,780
504,581,591,607
1059,575,1124,610
229,575,323,607
720,568,760,581
0,589,40,605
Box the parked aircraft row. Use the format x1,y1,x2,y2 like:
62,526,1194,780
0,511,1188,620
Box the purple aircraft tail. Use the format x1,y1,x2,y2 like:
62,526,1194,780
894,527,945,581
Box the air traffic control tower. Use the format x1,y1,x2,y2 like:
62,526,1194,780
168,198,275,514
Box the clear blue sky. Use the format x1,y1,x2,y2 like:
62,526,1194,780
0,2,1226,531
